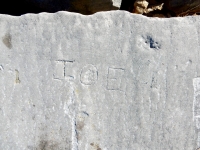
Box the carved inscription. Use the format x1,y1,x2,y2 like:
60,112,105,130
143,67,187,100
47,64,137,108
64,60,75,80
107,68,125,91
80,65,98,85
53,62,98,85
53,60,74,80
53,61,126,90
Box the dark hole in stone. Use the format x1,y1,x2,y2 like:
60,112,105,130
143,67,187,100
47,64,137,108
146,36,154,48
145,36,160,49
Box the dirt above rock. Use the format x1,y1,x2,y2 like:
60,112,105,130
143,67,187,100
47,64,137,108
120,0,200,17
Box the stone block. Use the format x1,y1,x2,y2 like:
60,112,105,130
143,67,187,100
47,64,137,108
0,11,199,149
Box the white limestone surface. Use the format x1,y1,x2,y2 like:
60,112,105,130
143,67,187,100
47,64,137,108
0,11,199,149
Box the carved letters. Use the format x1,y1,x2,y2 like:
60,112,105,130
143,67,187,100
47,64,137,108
80,64,98,85
53,60,125,90
107,67,125,91
53,61,65,80
53,60,74,80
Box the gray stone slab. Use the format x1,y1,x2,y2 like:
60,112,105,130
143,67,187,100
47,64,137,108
0,11,200,149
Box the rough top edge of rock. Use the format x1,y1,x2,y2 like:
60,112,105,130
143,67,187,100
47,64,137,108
0,10,199,21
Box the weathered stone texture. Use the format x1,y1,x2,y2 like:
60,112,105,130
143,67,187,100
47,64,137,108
0,11,200,149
